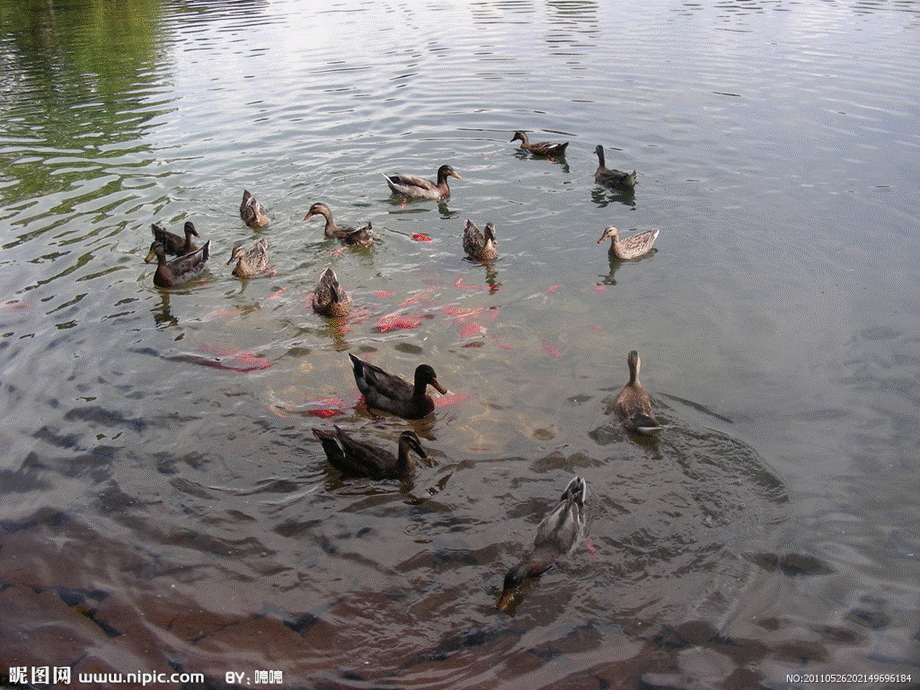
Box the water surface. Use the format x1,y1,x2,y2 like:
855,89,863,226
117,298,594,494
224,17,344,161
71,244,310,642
1,0,918,688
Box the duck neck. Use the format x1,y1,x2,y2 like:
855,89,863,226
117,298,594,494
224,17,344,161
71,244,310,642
596,146,606,169
412,373,429,398
396,439,414,475
321,213,340,237
628,361,639,386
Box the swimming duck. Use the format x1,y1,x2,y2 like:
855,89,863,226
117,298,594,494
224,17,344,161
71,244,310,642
497,475,587,611
312,426,430,480
383,164,461,201
614,350,663,435
312,267,352,317
150,240,210,288
303,203,375,246
349,353,447,420
594,145,637,189
240,190,270,227
227,238,272,278
597,226,659,260
510,130,569,157
462,219,498,262
145,221,198,261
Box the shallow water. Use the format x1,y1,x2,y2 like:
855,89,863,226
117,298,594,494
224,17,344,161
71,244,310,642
1,0,919,688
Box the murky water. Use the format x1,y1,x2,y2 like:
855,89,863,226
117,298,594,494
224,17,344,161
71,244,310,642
1,0,918,688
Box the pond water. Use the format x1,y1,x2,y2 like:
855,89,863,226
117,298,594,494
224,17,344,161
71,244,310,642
1,0,918,688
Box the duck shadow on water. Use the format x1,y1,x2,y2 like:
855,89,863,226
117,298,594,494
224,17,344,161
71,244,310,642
384,198,460,220
511,149,570,172
599,249,659,286
591,185,636,209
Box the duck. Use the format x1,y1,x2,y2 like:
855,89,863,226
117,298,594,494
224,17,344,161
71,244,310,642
145,221,198,262
614,350,663,435
597,226,659,260
462,219,498,262
303,202,376,246
149,240,210,288
240,190,270,227
383,164,461,201
312,426,430,480
312,267,352,317
497,475,587,611
594,145,637,189
227,238,272,278
349,353,447,420
510,130,569,157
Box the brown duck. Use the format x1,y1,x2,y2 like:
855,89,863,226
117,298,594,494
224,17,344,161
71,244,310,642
227,238,272,278
349,353,447,419
594,145,637,189
303,203,375,246
150,240,210,288
597,226,659,260
613,350,663,435
383,164,462,201
497,476,587,611
312,267,352,317
145,221,198,261
462,219,498,262
510,130,569,157
240,190,270,227
313,426,430,480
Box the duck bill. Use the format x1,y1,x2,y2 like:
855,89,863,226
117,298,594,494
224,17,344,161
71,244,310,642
303,212,316,221
144,247,158,263
431,378,448,395
450,171,463,180
496,590,515,611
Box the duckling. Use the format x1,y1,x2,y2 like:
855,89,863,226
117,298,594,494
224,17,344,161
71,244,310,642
312,267,352,317
312,426,430,480
349,353,447,420
227,238,272,278
145,221,198,261
383,164,461,201
596,226,659,260
240,190,270,227
150,240,210,288
614,350,663,435
462,219,498,262
510,130,569,157
497,476,587,611
594,145,637,189
303,203,375,246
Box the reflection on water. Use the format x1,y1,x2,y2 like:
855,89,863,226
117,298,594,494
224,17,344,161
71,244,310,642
2,0,919,687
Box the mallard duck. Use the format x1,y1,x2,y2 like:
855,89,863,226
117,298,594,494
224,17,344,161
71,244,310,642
145,221,198,262
240,190,270,227
303,202,375,246
462,219,498,262
594,145,637,189
312,426,430,480
383,164,461,201
597,226,659,260
150,240,210,288
312,267,352,317
614,350,663,435
497,475,587,611
349,353,447,420
510,130,569,157
227,238,272,278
